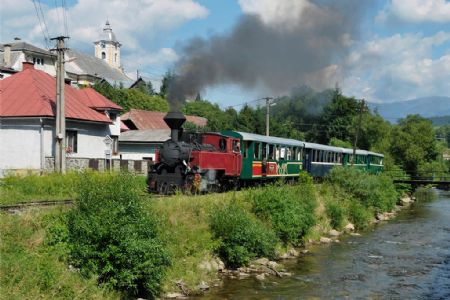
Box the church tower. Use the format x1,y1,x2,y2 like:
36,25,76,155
94,20,121,69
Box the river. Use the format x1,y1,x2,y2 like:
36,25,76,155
200,189,450,299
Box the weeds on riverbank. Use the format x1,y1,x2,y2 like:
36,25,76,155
325,167,399,229
249,181,316,245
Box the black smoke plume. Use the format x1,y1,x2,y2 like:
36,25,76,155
167,0,369,109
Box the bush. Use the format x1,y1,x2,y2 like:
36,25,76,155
327,167,398,213
249,183,316,245
209,201,277,268
67,171,170,298
325,200,346,230
347,201,372,230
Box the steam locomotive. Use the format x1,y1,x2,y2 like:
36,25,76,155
147,112,384,194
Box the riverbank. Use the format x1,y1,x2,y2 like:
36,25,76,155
200,188,448,299
0,168,410,299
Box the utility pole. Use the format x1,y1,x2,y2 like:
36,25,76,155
51,36,69,173
264,97,273,136
352,99,365,166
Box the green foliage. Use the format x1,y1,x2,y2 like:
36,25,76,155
0,209,118,299
298,171,313,184
347,201,372,230
209,200,277,268
249,184,316,245
183,100,236,131
92,81,169,112
389,115,439,175
327,167,398,213
0,172,79,204
67,171,170,298
329,137,353,148
325,200,346,230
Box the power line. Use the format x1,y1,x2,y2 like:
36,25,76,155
61,0,69,40
37,0,51,48
32,0,50,48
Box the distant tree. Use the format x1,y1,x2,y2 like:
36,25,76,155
159,71,174,98
92,80,169,112
195,92,202,102
389,115,439,175
133,78,155,95
183,100,231,131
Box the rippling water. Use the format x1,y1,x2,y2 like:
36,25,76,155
200,189,450,299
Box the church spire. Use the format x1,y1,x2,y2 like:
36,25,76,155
94,20,122,69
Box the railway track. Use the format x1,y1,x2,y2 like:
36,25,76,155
0,199,74,213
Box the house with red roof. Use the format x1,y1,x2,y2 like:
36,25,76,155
0,62,123,175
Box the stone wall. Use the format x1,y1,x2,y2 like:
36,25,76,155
44,157,149,174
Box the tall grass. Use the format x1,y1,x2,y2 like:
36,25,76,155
0,172,79,204
0,172,147,205
0,208,119,299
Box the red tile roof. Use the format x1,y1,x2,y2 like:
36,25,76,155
0,66,120,123
75,87,122,110
121,109,208,130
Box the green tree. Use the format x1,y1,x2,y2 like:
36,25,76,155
389,115,439,175
159,71,174,98
92,81,169,112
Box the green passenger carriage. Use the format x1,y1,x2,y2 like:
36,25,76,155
221,131,305,183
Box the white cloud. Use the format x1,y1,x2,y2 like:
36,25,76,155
342,32,450,102
238,0,331,31
377,0,450,23
1,0,208,73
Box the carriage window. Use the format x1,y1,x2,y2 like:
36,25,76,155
287,147,291,160
276,146,280,160
280,147,286,160
243,141,249,158
262,143,267,159
299,148,303,161
254,142,260,159
269,144,275,160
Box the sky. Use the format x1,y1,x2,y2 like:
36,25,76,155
1,0,450,108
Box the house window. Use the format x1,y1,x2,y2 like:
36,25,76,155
102,52,106,59
111,135,119,154
66,130,78,153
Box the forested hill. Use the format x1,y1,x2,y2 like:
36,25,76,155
368,96,450,122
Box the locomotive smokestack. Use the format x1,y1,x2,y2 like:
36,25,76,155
164,111,186,142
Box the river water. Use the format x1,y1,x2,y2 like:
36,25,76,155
201,189,450,299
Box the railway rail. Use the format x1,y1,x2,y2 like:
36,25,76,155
0,199,74,213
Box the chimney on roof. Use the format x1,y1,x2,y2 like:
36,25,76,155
3,44,11,67
22,61,34,71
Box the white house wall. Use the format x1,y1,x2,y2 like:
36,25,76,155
118,143,156,160
0,118,114,176
0,122,43,174
65,120,112,158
